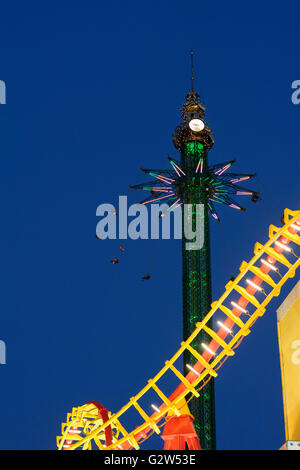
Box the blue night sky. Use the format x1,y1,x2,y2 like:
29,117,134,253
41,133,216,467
0,1,299,450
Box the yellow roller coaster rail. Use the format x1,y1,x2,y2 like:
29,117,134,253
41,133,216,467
57,208,300,450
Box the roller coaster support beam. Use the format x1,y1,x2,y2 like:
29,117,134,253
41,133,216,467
162,415,202,450
87,401,113,447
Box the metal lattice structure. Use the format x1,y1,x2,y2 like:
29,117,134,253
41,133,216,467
129,89,259,448
57,209,300,450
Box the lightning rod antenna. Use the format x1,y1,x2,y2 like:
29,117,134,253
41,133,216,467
190,49,195,92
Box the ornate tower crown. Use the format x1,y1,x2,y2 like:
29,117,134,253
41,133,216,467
130,50,259,223
173,92,214,151
181,91,206,121
173,50,214,151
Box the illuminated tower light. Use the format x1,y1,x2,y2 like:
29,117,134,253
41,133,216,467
133,155,255,223
149,172,175,183
231,301,247,314
168,201,183,212
149,188,174,193
229,203,242,210
231,176,250,183
195,158,203,173
172,165,181,177
152,177,172,185
168,198,181,210
217,320,232,334
215,164,230,176
168,156,186,177
141,192,175,205
156,175,173,184
186,364,200,376
159,198,182,218
173,163,186,176
189,118,205,132
169,161,181,177
201,343,216,356
148,171,174,181
143,186,167,190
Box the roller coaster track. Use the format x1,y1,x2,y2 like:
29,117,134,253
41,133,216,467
57,208,300,450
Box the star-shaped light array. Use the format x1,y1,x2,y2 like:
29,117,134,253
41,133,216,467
130,155,259,222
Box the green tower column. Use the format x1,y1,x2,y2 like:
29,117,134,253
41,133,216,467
130,47,258,448
131,77,257,449
181,141,216,450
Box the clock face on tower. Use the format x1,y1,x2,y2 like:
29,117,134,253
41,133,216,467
188,118,205,132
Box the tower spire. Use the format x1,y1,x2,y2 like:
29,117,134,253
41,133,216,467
190,49,195,92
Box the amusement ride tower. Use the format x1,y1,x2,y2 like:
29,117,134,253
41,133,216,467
130,51,259,450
